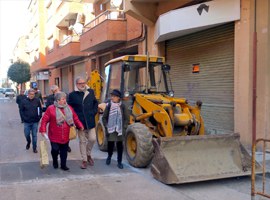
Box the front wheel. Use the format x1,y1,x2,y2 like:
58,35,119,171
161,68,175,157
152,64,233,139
124,123,154,168
96,121,108,152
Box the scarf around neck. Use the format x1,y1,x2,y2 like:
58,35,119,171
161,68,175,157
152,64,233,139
107,100,122,135
54,101,74,126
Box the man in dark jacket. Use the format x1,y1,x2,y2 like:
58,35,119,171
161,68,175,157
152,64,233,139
21,89,42,153
45,85,59,108
33,87,43,106
16,90,27,123
68,77,98,169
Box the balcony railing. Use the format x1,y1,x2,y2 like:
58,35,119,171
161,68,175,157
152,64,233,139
83,9,125,33
59,35,80,47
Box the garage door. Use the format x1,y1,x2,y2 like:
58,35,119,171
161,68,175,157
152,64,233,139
73,62,86,89
166,23,234,134
61,67,69,94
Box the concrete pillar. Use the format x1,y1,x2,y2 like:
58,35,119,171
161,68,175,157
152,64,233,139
234,0,253,145
256,0,270,140
235,0,270,145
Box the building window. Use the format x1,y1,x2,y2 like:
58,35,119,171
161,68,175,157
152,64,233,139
48,35,54,52
55,77,60,87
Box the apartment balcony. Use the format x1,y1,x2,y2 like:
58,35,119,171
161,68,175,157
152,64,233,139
80,10,127,52
55,2,83,28
125,0,194,25
30,55,48,73
46,35,87,67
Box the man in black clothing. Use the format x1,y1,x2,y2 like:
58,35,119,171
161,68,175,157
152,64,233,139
33,87,43,106
16,90,27,123
68,77,98,169
45,85,59,108
21,89,42,153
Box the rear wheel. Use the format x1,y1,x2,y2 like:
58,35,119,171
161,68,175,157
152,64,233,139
124,123,154,168
96,121,108,152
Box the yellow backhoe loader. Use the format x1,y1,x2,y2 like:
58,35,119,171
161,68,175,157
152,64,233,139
89,55,261,184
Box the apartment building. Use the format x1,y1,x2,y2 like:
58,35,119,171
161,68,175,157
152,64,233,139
21,0,269,146
12,36,31,90
23,0,143,96
26,0,50,95
124,0,270,146
13,36,30,64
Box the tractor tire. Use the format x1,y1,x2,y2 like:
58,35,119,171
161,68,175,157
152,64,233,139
96,121,108,152
124,123,154,168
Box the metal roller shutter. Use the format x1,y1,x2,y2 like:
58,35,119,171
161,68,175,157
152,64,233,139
73,62,86,89
44,80,49,96
100,54,111,77
166,23,234,134
61,67,69,94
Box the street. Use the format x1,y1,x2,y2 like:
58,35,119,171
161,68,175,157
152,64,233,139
0,95,269,200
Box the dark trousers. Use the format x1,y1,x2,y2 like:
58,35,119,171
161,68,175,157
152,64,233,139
107,141,123,163
51,142,69,168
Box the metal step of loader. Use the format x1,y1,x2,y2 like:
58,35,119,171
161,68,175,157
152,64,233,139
151,133,262,184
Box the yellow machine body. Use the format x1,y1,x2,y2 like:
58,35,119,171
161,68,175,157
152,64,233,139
91,55,260,184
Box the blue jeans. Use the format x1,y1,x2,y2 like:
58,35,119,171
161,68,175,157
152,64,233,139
24,122,38,150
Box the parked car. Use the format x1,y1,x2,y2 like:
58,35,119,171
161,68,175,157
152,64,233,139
0,88,4,93
5,88,15,98
2,88,7,94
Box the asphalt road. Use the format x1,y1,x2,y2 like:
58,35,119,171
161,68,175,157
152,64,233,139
0,94,269,200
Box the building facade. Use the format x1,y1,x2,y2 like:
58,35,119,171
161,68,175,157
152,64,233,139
125,0,270,146
24,0,143,97
15,0,270,146
12,36,31,90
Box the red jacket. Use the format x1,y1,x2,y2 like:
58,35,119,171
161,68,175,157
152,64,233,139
39,105,83,144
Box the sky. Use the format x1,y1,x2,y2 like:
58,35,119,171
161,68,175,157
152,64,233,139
0,0,30,79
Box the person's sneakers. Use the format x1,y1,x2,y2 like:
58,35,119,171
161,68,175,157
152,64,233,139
26,143,30,150
80,161,87,169
117,162,124,169
87,155,94,166
33,149,38,153
61,166,69,171
67,146,71,153
106,157,111,165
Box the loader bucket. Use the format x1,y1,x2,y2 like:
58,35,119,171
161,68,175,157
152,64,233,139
151,133,261,184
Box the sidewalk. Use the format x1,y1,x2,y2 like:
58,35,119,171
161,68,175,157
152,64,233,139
0,99,269,200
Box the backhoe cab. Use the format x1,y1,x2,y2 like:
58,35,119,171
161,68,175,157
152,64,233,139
93,55,260,184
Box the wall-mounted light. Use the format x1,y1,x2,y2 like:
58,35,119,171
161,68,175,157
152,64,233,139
192,63,200,73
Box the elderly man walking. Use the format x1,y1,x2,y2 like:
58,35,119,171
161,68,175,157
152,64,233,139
68,77,98,169
21,88,42,153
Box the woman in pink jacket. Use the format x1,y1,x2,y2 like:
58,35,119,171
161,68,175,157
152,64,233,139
39,92,84,171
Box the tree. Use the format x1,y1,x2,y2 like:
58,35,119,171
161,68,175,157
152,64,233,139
7,60,31,92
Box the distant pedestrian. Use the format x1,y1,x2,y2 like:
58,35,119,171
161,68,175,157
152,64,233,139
68,77,98,169
39,92,84,171
16,90,27,123
33,87,44,106
45,85,59,108
21,89,42,153
102,89,129,169
45,85,72,153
